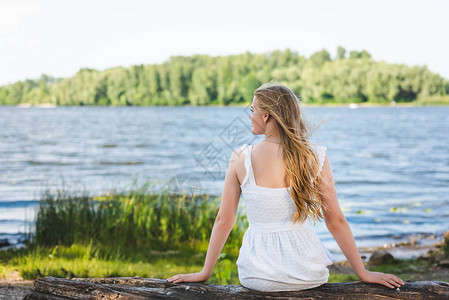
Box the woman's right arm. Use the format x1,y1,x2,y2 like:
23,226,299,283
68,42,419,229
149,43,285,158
317,154,405,289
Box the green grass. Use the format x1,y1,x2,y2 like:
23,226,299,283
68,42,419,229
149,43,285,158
368,258,447,282
414,96,449,106
328,273,359,282
0,243,239,284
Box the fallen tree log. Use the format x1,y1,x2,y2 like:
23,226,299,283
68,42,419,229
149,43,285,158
23,276,449,300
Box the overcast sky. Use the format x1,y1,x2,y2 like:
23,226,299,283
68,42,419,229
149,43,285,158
1,0,448,86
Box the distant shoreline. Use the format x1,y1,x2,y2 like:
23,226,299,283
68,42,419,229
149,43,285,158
3,102,449,108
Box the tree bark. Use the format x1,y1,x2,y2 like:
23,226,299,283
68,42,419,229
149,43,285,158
23,276,449,300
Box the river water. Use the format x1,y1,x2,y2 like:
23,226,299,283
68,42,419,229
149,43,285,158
1,105,448,261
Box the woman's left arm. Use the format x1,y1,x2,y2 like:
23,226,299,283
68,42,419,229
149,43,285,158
166,148,242,283
318,153,405,289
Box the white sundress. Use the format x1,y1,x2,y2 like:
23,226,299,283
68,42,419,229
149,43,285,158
236,143,336,292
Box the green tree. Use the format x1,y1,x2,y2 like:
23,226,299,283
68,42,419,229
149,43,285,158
239,72,262,103
337,46,346,59
1,48,447,106
309,49,331,68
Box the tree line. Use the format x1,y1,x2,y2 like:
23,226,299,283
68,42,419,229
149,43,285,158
1,47,448,106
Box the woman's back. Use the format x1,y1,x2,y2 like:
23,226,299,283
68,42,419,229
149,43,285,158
237,141,328,223
244,141,288,189
236,142,335,292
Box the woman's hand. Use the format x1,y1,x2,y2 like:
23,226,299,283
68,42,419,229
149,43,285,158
166,270,210,284
359,270,405,289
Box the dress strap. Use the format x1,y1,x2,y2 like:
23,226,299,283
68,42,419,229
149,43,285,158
240,144,254,187
311,145,327,175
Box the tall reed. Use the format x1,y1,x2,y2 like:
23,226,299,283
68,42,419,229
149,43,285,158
31,180,247,259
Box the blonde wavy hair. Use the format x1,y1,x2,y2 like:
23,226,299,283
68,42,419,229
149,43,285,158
253,81,329,224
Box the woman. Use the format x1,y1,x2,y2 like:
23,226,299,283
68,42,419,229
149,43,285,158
166,82,405,291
